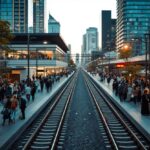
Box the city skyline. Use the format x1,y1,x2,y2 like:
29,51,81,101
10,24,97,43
47,0,116,55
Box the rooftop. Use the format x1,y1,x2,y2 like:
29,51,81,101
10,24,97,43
10,33,69,52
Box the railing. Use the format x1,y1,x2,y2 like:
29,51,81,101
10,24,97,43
7,59,67,67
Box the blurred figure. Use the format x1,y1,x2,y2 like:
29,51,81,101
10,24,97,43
18,95,26,120
11,95,18,123
141,88,150,115
25,85,31,102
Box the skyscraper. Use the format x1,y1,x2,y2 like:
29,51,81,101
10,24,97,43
101,10,116,53
0,0,28,33
48,13,60,33
81,34,87,65
102,11,111,52
33,0,47,33
116,0,150,56
86,27,98,53
81,27,98,64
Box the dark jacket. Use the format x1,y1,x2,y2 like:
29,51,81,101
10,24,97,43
19,97,26,110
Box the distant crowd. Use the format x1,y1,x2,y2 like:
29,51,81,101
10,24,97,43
98,72,150,115
0,72,70,126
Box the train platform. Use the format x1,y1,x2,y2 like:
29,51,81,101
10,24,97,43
89,73,150,140
0,74,72,149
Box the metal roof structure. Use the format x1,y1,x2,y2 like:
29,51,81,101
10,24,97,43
10,33,69,52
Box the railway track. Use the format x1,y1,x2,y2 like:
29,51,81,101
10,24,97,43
84,72,150,150
9,72,77,150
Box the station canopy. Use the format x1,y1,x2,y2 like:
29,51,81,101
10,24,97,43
10,33,69,52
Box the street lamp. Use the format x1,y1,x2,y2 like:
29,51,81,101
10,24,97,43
144,33,150,82
27,32,30,83
43,41,47,76
36,48,38,78
132,34,150,82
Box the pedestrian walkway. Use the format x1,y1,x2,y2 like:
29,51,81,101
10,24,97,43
89,73,150,140
0,74,73,149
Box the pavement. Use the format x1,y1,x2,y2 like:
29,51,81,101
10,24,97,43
89,73,150,140
0,74,73,149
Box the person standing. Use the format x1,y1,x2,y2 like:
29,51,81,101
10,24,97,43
25,84,31,102
2,96,12,125
141,88,150,115
18,95,26,119
40,79,44,92
10,95,18,123
31,84,36,101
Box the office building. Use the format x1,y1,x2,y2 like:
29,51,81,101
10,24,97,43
48,14,60,33
76,53,80,66
33,0,46,33
116,0,150,56
81,34,87,65
86,27,98,53
81,28,98,65
4,33,68,80
101,10,116,53
0,0,28,33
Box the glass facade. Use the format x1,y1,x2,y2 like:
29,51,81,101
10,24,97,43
33,0,46,33
2,47,65,62
116,0,150,56
0,0,28,33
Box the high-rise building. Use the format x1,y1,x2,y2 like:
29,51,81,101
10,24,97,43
48,14,60,33
76,53,79,66
110,19,116,51
33,0,46,33
86,27,98,54
81,27,99,65
102,11,111,52
81,34,87,65
0,0,28,33
101,10,116,53
116,0,150,56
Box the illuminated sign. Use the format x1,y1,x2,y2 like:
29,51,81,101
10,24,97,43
116,64,124,68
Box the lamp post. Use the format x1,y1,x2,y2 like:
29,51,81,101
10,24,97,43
36,48,38,78
43,41,47,76
27,32,30,83
145,33,150,82
108,48,111,74
131,35,150,81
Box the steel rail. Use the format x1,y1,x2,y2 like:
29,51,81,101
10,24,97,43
84,75,119,150
86,73,148,150
22,75,75,150
51,75,77,150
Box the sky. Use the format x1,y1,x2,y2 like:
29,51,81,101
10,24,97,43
47,0,117,55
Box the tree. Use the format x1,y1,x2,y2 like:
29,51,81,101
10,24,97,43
0,20,14,57
87,61,97,72
68,59,75,66
119,44,141,81
119,44,132,60
68,58,76,70
0,21,14,44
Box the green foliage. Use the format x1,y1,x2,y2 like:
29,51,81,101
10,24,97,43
125,64,141,75
68,59,74,66
87,62,97,72
119,46,132,60
0,20,14,45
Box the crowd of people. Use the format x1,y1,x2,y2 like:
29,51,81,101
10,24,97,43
98,72,150,115
0,72,69,126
